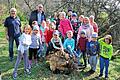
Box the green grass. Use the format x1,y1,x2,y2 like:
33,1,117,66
0,24,120,80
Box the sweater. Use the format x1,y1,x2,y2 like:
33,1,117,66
18,33,32,53
98,38,113,59
44,28,54,44
29,33,41,49
77,37,88,51
51,37,63,49
77,24,94,42
64,38,75,51
86,41,100,56
59,19,73,38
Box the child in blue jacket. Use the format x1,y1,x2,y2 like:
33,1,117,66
86,32,100,74
64,30,75,58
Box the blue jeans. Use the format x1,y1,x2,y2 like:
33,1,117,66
89,55,98,71
100,56,109,77
9,36,19,59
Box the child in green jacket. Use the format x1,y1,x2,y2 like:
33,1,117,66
98,35,113,79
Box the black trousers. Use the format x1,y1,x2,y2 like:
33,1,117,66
81,51,87,67
29,48,38,60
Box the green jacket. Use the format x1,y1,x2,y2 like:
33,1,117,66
98,38,113,60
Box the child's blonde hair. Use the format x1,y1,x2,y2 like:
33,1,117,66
67,30,73,37
23,24,32,35
49,22,56,29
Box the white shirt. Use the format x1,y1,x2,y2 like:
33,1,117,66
18,33,32,54
37,12,42,24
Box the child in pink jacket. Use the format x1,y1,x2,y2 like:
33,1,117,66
58,12,73,39
77,17,94,43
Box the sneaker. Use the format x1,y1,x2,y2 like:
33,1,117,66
13,72,17,79
24,69,31,75
99,74,103,78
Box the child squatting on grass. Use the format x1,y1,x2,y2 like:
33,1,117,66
98,35,113,79
46,30,63,55
13,24,32,79
63,30,77,62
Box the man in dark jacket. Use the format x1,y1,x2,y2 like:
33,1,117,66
4,8,21,61
29,4,46,28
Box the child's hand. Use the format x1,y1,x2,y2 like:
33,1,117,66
46,43,48,47
6,35,9,40
87,55,90,58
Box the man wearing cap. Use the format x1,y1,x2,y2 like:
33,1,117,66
29,4,46,27
4,8,21,61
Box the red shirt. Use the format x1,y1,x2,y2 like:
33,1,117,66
44,28,54,44
77,37,88,51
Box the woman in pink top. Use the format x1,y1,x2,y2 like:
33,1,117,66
89,15,98,33
58,12,73,38
77,17,94,42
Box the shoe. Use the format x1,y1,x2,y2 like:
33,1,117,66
105,76,108,80
99,74,103,78
90,70,95,74
88,69,92,73
24,69,31,75
13,72,17,79
9,57,13,62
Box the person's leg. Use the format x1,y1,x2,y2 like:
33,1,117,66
83,51,87,67
89,56,93,70
33,49,38,64
99,57,104,76
46,42,53,56
14,51,22,72
8,36,14,61
23,50,28,70
43,43,47,57
23,50,31,74
13,51,22,78
92,55,97,71
76,49,82,65
29,48,33,67
105,59,109,78
15,37,19,48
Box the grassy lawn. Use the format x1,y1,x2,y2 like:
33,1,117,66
0,24,120,80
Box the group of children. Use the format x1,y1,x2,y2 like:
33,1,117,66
12,11,113,80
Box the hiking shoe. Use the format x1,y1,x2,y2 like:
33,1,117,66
24,69,31,75
13,72,17,80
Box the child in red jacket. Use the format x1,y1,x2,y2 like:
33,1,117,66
76,30,88,68
44,22,55,47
